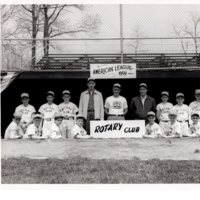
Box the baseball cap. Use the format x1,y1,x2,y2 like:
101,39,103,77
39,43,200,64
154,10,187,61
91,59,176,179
168,110,177,116
13,112,22,118
195,89,200,95
33,113,43,119
176,93,184,98
46,91,55,97
87,77,95,83
147,111,156,117
54,113,64,119
161,91,169,96
76,114,85,120
62,90,71,95
139,83,147,89
191,111,200,117
21,93,29,98
113,83,121,89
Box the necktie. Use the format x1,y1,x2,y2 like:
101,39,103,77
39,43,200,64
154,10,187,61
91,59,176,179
88,92,94,111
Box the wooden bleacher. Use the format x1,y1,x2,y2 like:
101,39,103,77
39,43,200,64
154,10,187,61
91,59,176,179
36,53,200,70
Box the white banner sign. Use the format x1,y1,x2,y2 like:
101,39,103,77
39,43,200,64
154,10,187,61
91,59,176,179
90,63,136,79
90,120,145,138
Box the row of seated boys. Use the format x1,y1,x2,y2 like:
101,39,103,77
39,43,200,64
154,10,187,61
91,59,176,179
4,112,91,140
144,110,200,138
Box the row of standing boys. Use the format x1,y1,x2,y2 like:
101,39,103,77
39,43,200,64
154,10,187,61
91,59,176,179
4,78,200,139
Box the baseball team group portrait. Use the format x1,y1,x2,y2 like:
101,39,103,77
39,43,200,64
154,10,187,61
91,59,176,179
1,3,200,186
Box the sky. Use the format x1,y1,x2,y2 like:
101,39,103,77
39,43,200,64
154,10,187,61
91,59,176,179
86,4,200,38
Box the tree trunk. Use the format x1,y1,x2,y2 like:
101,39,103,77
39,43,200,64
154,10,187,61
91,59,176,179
31,4,37,69
43,5,49,56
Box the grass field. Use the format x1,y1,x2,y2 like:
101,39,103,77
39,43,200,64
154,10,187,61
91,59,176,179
1,138,200,184
2,157,200,183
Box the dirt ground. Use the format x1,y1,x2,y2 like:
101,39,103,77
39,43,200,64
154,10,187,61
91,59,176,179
1,138,200,160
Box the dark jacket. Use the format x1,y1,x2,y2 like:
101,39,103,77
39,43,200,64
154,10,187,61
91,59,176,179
130,96,156,119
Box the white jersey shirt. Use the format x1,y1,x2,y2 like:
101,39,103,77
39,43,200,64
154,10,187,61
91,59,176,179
164,121,181,137
39,103,59,119
71,124,87,137
5,121,22,139
189,101,200,117
173,104,190,122
189,122,200,136
58,102,78,118
25,123,42,137
156,102,173,121
105,95,128,115
145,122,162,137
15,104,36,123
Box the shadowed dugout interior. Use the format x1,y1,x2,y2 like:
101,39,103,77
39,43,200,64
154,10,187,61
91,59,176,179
1,70,200,137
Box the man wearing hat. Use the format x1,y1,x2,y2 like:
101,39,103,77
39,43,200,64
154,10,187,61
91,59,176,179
39,91,59,133
4,112,24,139
130,83,156,122
189,89,200,122
104,83,128,120
15,92,36,134
156,91,173,133
79,78,104,134
173,92,190,136
58,90,79,138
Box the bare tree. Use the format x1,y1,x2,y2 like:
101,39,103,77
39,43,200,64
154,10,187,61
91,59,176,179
129,25,145,55
173,12,200,55
1,5,19,38
40,4,101,55
20,5,41,67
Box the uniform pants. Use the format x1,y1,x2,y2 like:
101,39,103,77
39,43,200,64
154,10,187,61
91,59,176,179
62,119,75,138
178,121,189,136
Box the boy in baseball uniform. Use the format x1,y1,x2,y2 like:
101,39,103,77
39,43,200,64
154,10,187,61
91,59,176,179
105,83,128,120
15,93,36,134
156,91,173,134
49,113,65,139
58,90,78,138
189,89,200,123
188,112,200,137
173,93,190,136
4,112,24,139
24,113,46,139
163,110,182,138
71,114,91,139
144,111,162,138
39,91,59,133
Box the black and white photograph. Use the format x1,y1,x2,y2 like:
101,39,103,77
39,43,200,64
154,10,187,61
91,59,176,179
1,1,200,188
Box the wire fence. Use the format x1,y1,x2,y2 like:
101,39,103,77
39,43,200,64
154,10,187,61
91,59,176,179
1,37,200,71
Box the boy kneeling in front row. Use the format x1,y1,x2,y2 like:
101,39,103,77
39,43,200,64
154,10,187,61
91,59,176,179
24,113,46,139
71,114,92,139
162,110,182,138
4,112,24,139
144,111,162,138
188,112,200,137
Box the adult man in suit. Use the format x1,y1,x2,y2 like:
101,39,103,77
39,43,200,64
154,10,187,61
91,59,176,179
130,83,156,123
